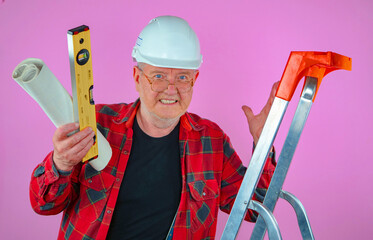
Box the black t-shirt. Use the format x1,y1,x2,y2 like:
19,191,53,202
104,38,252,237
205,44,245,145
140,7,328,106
107,117,182,240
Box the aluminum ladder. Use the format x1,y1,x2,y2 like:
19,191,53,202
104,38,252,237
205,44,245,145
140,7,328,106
221,51,352,240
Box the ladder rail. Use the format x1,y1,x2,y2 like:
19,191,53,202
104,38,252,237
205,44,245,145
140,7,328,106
250,77,317,240
221,98,288,240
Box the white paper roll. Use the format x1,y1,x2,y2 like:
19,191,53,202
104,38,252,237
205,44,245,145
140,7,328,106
12,58,112,171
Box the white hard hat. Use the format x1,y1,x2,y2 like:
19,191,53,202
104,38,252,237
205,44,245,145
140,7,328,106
132,16,203,69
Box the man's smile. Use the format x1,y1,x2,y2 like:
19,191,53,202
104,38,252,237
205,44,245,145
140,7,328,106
159,99,178,104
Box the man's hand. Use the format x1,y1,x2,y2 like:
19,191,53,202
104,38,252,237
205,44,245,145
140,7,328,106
52,123,95,171
242,81,279,145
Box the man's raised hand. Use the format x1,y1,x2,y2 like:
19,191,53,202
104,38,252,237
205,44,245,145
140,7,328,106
52,123,95,171
242,81,279,145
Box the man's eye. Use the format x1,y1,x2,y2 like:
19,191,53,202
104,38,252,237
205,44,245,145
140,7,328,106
154,74,163,79
178,75,189,81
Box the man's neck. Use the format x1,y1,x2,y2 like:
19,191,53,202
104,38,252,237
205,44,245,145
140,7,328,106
136,106,180,138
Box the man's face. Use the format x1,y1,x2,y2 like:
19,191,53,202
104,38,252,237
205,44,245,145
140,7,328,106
133,63,199,122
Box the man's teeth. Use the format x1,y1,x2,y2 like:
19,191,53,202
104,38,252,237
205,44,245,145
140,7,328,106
160,99,177,104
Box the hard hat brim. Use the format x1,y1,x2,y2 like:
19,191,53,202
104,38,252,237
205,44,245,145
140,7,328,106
133,48,202,70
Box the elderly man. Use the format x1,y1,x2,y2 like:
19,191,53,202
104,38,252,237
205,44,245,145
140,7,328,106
30,16,276,239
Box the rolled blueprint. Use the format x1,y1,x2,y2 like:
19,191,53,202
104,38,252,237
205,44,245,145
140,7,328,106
12,58,112,171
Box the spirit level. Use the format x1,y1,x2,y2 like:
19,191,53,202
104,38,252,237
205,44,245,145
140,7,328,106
67,25,98,162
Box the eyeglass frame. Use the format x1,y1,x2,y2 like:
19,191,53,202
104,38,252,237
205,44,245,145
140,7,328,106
137,67,196,93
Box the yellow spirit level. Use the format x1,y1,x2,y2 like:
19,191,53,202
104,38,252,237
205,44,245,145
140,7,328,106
67,25,98,162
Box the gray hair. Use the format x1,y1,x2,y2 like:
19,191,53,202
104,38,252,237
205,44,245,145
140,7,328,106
137,62,146,70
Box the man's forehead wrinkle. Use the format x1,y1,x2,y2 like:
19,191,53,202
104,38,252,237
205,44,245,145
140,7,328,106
148,68,194,76
148,69,169,75
177,70,195,75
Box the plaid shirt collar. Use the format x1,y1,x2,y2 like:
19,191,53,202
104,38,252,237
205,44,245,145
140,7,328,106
114,98,205,132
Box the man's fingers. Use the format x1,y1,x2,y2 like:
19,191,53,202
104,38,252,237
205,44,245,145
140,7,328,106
52,123,96,171
54,122,80,141
242,105,254,121
74,137,95,161
69,130,95,155
269,81,279,102
263,81,280,113
65,127,94,149
54,127,94,154
55,130,95,167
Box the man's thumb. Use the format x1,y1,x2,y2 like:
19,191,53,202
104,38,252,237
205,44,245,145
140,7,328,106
242,105,254,121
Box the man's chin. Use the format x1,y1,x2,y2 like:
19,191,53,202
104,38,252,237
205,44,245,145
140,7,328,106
153,111,185,122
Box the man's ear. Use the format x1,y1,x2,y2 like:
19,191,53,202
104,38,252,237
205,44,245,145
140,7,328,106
193,70,200,84
133,66,140,92
133,66,140,83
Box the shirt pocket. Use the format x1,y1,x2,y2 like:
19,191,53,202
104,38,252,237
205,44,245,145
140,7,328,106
187,179,220,233
77,164,115,223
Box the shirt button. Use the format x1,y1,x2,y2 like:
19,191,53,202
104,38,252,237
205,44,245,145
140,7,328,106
202,192,206,196
107,210,112,214
116,178,120,182
88,179,92,183
123,150,128,154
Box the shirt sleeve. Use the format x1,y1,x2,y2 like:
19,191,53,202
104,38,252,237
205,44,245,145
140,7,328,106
29,151,81,215
219,134,276,222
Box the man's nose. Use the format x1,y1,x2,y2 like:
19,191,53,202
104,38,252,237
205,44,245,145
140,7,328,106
164,82,178,95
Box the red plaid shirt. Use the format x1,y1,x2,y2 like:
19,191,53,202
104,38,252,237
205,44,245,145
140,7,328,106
30,99,276,240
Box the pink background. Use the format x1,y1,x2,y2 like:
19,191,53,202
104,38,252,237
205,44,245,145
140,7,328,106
1,0,372,239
